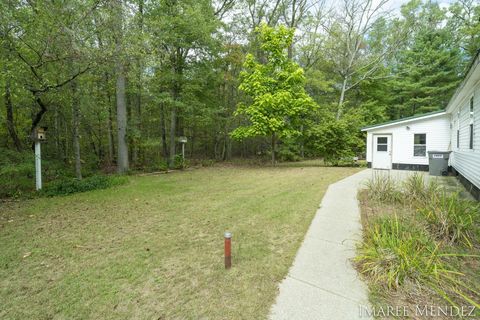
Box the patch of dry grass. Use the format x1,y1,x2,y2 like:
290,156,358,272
0,165,360,319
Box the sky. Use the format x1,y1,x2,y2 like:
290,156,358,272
384,0,457,12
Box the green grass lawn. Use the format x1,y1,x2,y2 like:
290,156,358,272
0,165,360,319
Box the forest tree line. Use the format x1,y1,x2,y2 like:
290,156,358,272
1,0,479,179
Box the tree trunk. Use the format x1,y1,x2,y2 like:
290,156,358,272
169,106,176,168
189,129,195,158
30,94,47,143
132,0,144,167
160,104,168,161
131,80,141,166
168,49,183,168
4,75,22,151
300,123,304,158
106,79,115,164
271,132,276,165
287,45,293,60
114,0,129,173
54,106,60,159
115,61,129,173
71,78,82,179
336,76,348,120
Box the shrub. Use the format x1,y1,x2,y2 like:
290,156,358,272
174,154,187,169
277,145,302,162
41,175,128,197
306,115,364,166
418,191,480,246
199,159,215,167
0,149,35,198
364,174,403,204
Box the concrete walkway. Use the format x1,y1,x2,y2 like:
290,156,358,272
269,169,373,320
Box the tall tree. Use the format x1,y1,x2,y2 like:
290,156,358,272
322,0,396,119
389,1,462,117
112,0,129,173
449,0,480,62
148,0,218,167
231,23,316,164
1,36,22,151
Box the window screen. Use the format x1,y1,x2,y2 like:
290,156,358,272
470,124,474,149
376,137,388,152
414,133,426,157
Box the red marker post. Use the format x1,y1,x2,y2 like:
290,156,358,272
224,231,232,269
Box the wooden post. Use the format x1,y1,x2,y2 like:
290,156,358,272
224,231,232,269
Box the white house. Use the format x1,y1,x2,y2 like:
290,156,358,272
362,50,480,200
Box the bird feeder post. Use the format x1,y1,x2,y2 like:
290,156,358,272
35,141,42,190
32,127,47,191
178,136,188,163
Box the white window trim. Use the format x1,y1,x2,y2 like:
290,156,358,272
413,133,427,158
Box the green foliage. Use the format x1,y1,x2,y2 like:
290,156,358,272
41,175,128,197
277,142,302,162
356,216,444,289
418,192,480,246
173,154,187,169
1,0,480,180
448,0,480,61
359,174,480,308
364,174,403,204
387,1,463,118
231,24,317,152
402,172,441,206
306,113,364,166
0,149,35,198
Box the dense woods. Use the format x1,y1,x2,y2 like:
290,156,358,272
1,0,479,192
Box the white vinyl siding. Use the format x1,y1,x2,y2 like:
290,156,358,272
449,81,480,189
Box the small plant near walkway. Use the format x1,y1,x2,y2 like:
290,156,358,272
356,174,480,317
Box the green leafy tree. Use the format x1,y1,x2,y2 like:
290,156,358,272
231,23,317,164
388,1,462,118
448,0,480,62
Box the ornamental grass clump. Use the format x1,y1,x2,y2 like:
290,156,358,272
356,215,480,308
365,175,403,204
418,191,480,246
403,173,441,207
355,216,445,289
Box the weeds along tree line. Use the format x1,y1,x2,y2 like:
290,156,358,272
1,1,479,177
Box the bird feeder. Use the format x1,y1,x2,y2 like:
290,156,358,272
178,136,187,160
33,127,47,142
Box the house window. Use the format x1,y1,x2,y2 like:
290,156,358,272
414,133,426,156
457,129,460,148
470,96,474,149
376,137,388,151
470,124,474,149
